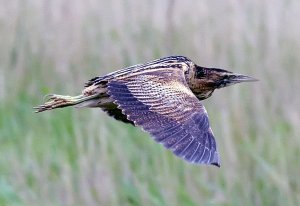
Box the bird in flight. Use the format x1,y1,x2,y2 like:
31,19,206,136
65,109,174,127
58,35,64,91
34,56,257,167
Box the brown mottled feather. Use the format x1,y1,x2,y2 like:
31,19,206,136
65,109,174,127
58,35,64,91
107,65,220,166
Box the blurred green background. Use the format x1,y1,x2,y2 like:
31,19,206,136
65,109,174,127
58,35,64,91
1,0,300,205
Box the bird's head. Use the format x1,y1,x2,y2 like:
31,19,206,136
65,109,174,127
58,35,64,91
190,65,257,100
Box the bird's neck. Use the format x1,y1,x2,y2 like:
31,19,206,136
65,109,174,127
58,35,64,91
193,89,215,100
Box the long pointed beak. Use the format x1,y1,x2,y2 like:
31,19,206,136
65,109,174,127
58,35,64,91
230,73,258,83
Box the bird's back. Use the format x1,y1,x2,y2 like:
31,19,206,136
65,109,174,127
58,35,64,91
85,55,193,87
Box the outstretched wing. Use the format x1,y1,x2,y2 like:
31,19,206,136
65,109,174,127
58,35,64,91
107,66,220,166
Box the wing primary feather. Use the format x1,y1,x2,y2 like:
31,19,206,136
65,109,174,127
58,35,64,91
176,137,196,157
154,126,185,143
180,139,199,160
188,143,200,162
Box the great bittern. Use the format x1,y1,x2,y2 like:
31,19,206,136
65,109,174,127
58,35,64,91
34,56,257,167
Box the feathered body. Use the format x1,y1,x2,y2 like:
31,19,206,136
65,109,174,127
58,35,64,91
35,56,256,167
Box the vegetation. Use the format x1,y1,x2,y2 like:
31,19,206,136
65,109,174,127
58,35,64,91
0,0,299,205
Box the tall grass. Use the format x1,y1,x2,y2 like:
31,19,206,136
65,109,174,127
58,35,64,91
0,0,300,205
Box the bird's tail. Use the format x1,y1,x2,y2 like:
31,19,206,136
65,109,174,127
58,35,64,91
34,93,100,113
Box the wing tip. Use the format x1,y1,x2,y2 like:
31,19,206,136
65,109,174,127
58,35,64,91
185,151,220,167
210,151,221,167
211,162,221,167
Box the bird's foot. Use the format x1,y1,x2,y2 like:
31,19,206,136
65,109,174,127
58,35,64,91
33,94,80,113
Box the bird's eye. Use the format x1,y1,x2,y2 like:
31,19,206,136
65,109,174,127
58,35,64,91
195,69,205,78
223,75,229,79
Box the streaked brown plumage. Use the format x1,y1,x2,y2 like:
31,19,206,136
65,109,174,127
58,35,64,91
34,55,257,167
